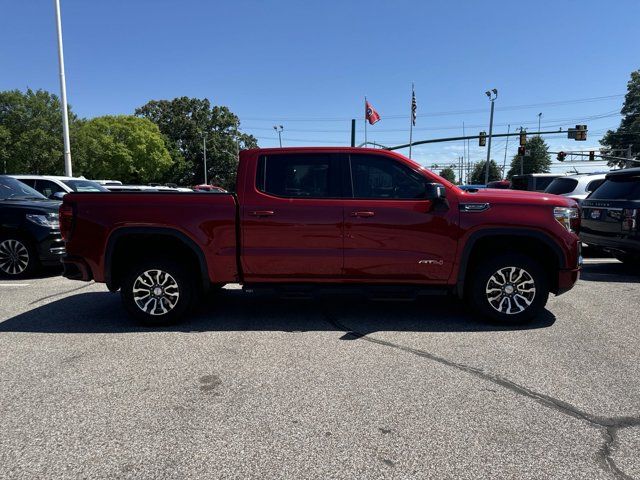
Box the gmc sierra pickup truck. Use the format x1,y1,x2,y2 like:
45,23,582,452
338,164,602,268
60,147,581,326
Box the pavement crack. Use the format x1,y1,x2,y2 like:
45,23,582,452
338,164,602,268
321,308,640,480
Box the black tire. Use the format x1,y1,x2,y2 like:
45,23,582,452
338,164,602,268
120,259,198,326
0,234,38,279
467,253,549,325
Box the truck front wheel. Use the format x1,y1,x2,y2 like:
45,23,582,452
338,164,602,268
468,253,549,324
121,259,197,326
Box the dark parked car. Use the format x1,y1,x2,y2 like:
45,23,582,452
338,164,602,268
0,176,65,277
580,168,640,264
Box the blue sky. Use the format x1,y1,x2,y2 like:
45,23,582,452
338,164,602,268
1,0,638,178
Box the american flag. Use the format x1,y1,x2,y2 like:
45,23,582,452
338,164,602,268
411,88,417,126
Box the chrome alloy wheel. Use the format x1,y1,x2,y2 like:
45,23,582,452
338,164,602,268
0,239,30,275
132,269,180,316
485,266,536,315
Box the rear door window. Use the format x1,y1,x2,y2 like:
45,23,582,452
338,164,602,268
545,178,578,194
257,153,342,198
585,178,605,192
589,178,640,200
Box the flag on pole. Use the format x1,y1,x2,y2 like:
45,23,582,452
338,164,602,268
411,88,417,126
365,100,381,125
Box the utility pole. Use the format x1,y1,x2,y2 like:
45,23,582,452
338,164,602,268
350,119,356,147
627,144,633,168
484,89,498,184
54,0,72,177
273,125,283,147
203,136,207,185
502,124,510,178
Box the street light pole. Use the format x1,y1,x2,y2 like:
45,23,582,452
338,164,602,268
273,125,283,147
54,0,72,177
538,112,542,135
484,89,498,185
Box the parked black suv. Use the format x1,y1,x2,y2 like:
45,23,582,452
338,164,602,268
581,168,640,264
0,175,65,277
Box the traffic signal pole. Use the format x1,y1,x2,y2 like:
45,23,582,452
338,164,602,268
386,129,569,151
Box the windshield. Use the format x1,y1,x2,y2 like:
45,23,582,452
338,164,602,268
0,176,47,200
62,179,108,192
545,178,578,195
588,177,640,200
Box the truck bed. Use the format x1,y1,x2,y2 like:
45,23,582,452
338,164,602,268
63,192,239,285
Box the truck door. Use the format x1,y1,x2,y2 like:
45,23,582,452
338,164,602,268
342,153,458,283
241,152,344,281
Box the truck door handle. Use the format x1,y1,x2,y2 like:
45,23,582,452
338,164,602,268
249,210,275,217
351,211,375,217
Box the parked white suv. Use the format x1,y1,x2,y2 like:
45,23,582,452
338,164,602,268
11,175,108,199
544,173,608,204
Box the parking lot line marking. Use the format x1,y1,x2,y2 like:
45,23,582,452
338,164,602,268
0,284,30,287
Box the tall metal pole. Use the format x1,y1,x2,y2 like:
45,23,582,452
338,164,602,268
538,113,542,135
54,0,72,177
350,119,356,147
364,97,368,146
203,136,207,184
484,89,497,185
502,124,510,178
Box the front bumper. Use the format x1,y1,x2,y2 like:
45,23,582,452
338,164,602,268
37,232,66,266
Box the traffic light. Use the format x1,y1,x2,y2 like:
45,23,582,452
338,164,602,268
479,131,486,147
519,130,527,146
518,146,526,156
568,124,588,141
589,151,595,161
557,151,567,162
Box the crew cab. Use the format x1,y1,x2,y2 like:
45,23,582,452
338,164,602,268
60,148,581,326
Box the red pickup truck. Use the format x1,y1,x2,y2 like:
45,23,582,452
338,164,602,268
60,147,581,326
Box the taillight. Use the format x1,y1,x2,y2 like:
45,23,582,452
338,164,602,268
59,203,75,241
622,209,637,232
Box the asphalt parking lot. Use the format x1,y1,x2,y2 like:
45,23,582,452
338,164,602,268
0,258,638,480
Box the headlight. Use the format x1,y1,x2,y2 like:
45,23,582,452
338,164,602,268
26,213,60,229
553,207,579,233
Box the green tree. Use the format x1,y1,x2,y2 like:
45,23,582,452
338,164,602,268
135,97,258,189
439,167,457,183
506,136,551,178
470,160,501,184
601,69,640,168
73,115,172,184
0,89,77,174
0,125,10,174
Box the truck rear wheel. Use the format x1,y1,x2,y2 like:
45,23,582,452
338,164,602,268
467,253,549,325
121,259,197,326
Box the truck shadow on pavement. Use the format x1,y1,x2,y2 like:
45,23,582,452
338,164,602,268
0,288,556,334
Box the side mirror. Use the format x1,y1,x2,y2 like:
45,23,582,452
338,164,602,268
50,192,66,200
424,182,449,211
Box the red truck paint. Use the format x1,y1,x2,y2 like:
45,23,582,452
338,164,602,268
61,147,581,324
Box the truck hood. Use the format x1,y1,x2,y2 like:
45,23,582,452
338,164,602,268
458,188,578,208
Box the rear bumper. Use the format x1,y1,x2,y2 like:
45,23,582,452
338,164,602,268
580,232,640,255
62,255,93,281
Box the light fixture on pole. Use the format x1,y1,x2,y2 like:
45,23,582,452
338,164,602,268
203,135,207,185
273,125,284,147
484,88,498,185
538,112,542,135
54,0,72,177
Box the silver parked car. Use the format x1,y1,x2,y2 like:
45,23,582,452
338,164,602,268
544,172,608,204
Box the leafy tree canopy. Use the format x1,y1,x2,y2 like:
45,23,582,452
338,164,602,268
0,89,77,174
601,69,640,168
73,115,172,184
470,160,501,184
506,136,551,179
438,167,457,184
135,97,258,189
